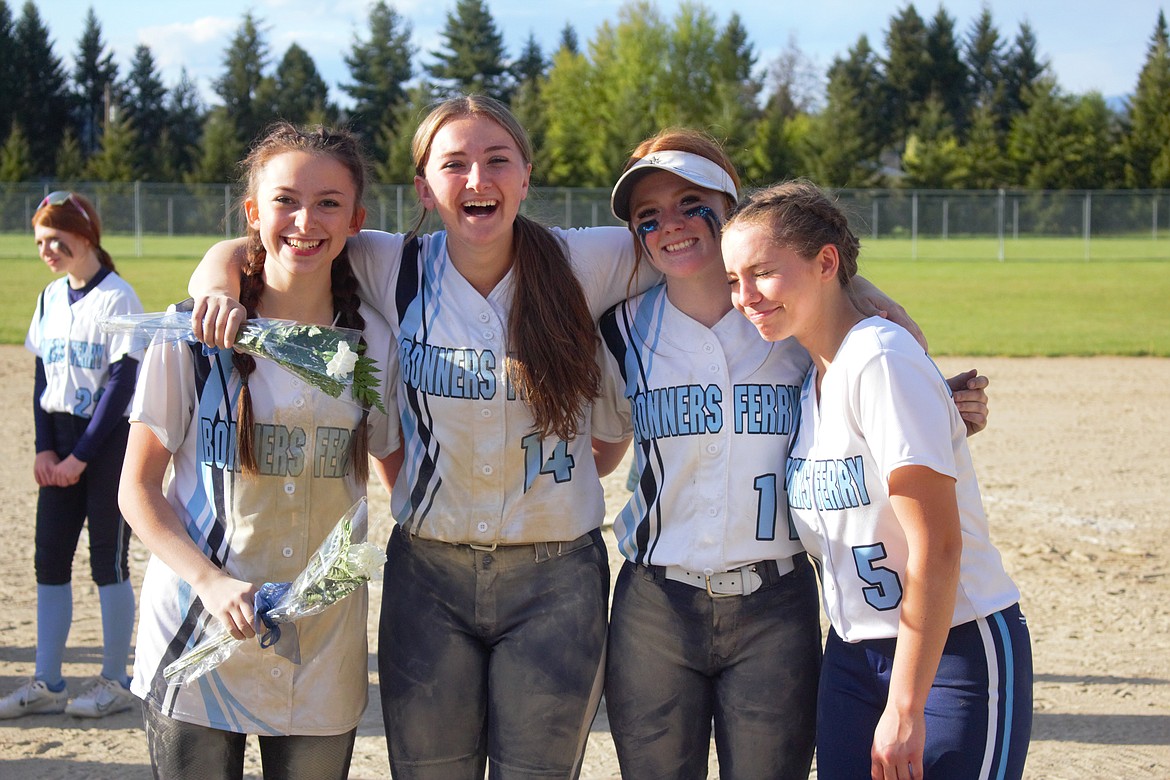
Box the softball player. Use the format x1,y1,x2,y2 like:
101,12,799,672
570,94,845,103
187,97,656,778
595,131,992,780
0,192,143,721
723,180,1032,780
119,124,398,779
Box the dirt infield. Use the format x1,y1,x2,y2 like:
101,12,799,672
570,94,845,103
0,346,1166,778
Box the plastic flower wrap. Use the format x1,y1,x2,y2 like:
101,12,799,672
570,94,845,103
100,309,386,412
162,497,386,687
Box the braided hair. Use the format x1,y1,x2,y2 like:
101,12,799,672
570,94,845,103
233,122,374,482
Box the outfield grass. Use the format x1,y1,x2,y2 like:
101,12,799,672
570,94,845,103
2,233,1167,355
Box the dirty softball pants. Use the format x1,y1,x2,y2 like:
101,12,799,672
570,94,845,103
378,525,610,779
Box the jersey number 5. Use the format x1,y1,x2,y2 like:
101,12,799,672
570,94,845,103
852,543,903,611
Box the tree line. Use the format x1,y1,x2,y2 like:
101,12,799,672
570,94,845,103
1,0,1168,190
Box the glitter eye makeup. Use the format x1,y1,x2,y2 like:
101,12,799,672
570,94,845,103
684,204,722,240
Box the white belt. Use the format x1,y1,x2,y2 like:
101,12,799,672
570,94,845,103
663,556,796,597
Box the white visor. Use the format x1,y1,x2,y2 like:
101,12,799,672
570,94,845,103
611,150,738,222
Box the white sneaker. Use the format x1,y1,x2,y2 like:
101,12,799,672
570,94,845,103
0,678,69,719
64,676,136,718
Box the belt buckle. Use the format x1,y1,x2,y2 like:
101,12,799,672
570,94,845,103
704,574,738,598
469,542,498,552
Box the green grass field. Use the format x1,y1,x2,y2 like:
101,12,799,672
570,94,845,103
2,233,1167,355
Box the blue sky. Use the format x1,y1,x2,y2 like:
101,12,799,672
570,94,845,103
33,0,1166,107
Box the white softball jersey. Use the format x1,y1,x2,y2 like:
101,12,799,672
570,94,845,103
346,227,648,545
130,306,397,735
786,316,1019,642
25,271,143,417
593,284,812,572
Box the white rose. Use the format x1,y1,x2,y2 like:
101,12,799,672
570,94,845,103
326,341,360,379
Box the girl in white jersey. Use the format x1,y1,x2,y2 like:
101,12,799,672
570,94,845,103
723,180,1032,780
187,96,649,778
1,192,143,721
594,131,992,780
118,123,398,780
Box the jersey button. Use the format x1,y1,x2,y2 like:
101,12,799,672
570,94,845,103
294,397,305,408
708,364,719,374
284,483,295,495
270,668,282,678
483,330,494,340
703,343,714,353
477,522,489,532
282,547,293,558
482,464,494,475
481,408,491,418
478,312,490,323
706,443,718,454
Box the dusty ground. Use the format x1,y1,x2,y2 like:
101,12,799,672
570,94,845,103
0,346,1166,779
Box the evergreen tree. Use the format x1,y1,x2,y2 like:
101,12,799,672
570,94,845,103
955,102,1012,188
426,0,511,102
1122,11,1170,187
709,13,762,174
55,127,86,180
213,12,272,148
73,7,118,157
342,0,414,144
1007,79,1117,189
964,7,1006,110
559,23,579,56
12,1,70,176
271,43,336,125
377,79,439,184
900,96,963,188
743,97,804,186
924,7,969,135
883,4,932,139
0,121,32,181
1002,21,1048,120
511,33,548,181
122,44,168,179
0,2,16,149
190,108,244,184
163,68,205,181
85,107,138,182
811,35,887,186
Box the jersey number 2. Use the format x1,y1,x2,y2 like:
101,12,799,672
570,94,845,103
73,387,103,419
521,433,575,492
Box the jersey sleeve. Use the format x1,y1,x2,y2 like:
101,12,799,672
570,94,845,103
558,226,661,319
854,344,960,482
129,335,198,454
24,283,51,357
591,310,633,444
356,302,400,460
347,230,407,318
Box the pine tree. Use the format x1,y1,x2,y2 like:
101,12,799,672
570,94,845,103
511,33,548,181
811,35,888,186
1122,11,1170,187
271,43,336,125
883,4,932,139
122,44,169,180
0,121,32,181
377,79,438,185
0,2,16,150
541,45,597,187
85,107,138,182
213,12,272,148
342,0,414,146
73,8,118,157
12,1,70,176
190,108,244,184
558,23,579,56
900,97,963,188
54,127,86,180
924,7,969,136
163,68,205,181
1003,21,1048,121
426,0,511,102
955,102,1012,188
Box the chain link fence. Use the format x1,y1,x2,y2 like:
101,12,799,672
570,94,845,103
4,182,1168,260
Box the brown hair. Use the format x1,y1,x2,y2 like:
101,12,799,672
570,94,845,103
31,192,116,272
725,179,860,285
410,95,599,441
619,128,741,282
233,122,374,482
